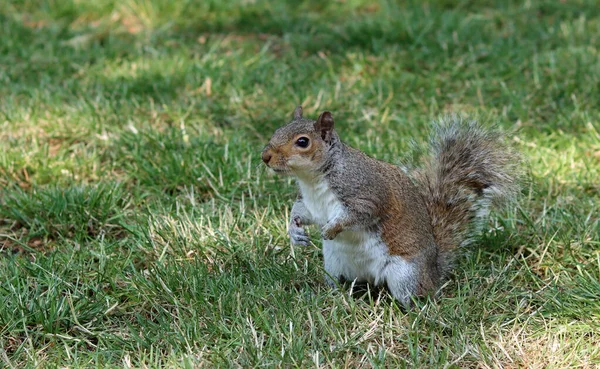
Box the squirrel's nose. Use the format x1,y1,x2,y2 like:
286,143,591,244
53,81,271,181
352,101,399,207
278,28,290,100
262,150,272,164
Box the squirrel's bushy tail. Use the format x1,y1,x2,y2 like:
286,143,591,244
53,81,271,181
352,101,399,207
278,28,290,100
414,116,520,275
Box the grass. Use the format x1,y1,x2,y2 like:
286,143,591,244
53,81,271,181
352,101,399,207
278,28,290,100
1,0,599,367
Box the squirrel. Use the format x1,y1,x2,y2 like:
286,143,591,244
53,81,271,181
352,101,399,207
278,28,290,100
261,106,519,306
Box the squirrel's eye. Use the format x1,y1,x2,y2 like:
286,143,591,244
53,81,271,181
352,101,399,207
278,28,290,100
295,137,310,148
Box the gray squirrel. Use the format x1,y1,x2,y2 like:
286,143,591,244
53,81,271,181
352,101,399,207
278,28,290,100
261,106,519,306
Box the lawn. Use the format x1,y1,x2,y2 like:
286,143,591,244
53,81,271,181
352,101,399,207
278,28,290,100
1,0,599,367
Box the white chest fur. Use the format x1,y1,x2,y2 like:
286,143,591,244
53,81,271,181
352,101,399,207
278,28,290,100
296,174,389,284
296,174,345,226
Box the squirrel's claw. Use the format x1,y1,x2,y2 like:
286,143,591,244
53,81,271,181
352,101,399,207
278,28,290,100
289,223,310,246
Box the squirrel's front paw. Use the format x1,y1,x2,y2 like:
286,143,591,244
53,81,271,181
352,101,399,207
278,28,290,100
289,217,310,246
321,222,343,240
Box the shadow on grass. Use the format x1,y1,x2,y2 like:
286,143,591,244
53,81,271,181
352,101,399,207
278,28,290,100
3,1,600,135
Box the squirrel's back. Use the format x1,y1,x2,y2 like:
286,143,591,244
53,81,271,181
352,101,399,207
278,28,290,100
413,116,520,276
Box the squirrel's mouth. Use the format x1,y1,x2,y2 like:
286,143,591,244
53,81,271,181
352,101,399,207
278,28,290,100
271,168,291,174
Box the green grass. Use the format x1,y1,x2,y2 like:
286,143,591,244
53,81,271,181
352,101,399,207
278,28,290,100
1,0,599,367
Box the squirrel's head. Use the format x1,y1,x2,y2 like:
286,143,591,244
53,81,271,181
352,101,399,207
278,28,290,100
262,106,337,175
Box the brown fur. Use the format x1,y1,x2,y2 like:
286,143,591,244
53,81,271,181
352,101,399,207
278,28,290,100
375,163,441,294
378,166,433,258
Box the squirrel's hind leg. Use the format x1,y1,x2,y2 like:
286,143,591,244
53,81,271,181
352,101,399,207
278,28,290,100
322,246,378,300
322,241,350,287
380,256,418,307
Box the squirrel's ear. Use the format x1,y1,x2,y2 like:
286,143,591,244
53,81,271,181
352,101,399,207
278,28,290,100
315,111,334,142
293,106,303,119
